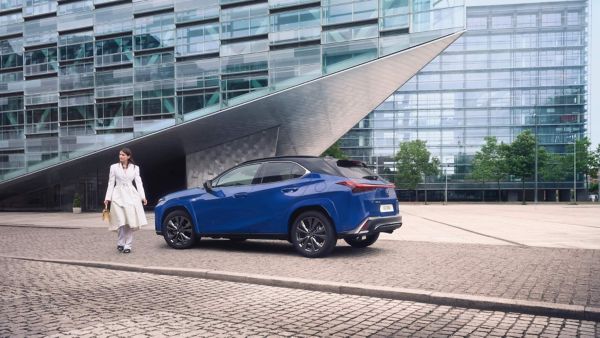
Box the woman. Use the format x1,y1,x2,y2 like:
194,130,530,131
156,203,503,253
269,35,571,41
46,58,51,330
104,148,148,253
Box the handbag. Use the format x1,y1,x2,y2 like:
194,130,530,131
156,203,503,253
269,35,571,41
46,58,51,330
102,208,111,222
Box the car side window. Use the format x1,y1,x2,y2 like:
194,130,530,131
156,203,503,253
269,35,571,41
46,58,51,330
257,162,307,184
213,163,261,187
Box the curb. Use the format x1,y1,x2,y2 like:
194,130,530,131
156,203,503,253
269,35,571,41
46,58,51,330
5,255,600,321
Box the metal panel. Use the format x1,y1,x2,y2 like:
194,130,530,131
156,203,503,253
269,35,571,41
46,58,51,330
0,31,462,200
186,127,279,187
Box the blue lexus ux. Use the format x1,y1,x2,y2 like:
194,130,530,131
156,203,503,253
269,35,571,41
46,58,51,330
155,156,402,258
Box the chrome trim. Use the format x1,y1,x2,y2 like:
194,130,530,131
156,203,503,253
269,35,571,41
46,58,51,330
349,215,403,234
352,218,370,235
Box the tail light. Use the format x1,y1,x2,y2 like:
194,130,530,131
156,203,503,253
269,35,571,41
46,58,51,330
336,180,395,193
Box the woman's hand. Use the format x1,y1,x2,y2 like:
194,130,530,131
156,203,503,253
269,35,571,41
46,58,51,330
142,198,147,206
104,200,109,209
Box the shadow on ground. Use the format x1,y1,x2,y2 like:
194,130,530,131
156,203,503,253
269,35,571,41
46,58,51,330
155,238,384,259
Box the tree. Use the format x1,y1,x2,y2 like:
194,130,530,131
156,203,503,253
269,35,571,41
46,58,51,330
394,140,439,201
563,137,595,180
321,141,347,159
502,130,539,204
539,149,566,183
471,136,506,201
560,137,599,198
590,144,599,198
591,144,600,181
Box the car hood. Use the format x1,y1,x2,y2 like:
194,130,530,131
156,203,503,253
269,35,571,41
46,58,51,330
162,187,206,202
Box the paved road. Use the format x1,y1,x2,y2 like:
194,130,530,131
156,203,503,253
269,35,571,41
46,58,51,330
384,204,600,249
1,226,599,309
1,204,599,335
3,203,599,249
1,257,598,337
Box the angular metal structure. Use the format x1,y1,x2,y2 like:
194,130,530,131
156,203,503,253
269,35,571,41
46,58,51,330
0,0,464,209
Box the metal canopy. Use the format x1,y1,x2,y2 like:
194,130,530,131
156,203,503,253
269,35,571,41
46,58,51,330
0,32,463,200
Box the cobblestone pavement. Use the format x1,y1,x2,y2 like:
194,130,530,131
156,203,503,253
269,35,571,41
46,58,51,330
1,226,599,309
1,257,598,337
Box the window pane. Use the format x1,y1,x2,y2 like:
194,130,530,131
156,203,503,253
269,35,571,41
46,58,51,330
214,164,261,187
258,162,305,183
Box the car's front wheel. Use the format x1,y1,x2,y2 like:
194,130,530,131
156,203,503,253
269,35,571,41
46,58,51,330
163,210,197,249
344,232,380,248
291,211,336,258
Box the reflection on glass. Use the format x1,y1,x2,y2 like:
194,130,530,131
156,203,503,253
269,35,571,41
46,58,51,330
0,0,466,183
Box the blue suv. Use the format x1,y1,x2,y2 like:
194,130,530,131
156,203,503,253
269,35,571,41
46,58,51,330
155,156,402,258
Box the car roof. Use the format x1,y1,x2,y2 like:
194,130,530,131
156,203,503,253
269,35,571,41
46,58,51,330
241,155,319,164
240,156,343,176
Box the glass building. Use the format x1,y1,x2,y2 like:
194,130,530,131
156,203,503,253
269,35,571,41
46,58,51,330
341,0,588,202
0,0,464,210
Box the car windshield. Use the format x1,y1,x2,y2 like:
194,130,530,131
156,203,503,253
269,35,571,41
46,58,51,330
335,160,380,180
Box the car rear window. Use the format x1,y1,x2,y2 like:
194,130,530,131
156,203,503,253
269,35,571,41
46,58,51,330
335,160,380,180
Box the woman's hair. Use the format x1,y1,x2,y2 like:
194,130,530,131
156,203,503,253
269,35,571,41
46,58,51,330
120,147,136,166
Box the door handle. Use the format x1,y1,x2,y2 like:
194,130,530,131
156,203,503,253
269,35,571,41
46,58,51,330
234,192,248,198
281,187,299,193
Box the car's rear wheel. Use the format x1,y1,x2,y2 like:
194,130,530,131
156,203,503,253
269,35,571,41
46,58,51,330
291,211,336,258
163,210,197,249
344,232,380,248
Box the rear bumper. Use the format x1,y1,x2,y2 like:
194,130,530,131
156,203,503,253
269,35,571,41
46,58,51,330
339,215,403,238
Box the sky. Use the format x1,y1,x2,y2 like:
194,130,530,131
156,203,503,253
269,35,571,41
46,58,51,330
465,0,598,147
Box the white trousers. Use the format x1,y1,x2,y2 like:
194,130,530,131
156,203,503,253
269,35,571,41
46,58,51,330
117,225,134,250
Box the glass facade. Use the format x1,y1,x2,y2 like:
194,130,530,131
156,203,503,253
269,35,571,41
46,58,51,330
0,0,464,184
341,0,588,201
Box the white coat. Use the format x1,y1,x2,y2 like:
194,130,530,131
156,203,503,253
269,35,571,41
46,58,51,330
105,163,148,231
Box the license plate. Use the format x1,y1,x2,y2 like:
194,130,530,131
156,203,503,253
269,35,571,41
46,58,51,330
380,204,394,213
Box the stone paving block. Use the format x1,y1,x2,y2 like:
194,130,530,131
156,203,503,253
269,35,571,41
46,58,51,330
2,226,600,312
1,226,600,335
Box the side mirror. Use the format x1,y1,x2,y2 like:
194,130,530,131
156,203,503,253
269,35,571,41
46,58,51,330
203,180,213,192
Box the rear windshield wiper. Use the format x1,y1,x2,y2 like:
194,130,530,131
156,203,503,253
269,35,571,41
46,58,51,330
362,175,379,180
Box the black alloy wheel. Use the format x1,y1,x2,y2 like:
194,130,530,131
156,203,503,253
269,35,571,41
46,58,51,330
163,210,197,249
344,232,380,248
291,211,336,258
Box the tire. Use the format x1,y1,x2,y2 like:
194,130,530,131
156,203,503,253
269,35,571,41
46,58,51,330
291,211,336,258
163,210,197,249
344,232,380,248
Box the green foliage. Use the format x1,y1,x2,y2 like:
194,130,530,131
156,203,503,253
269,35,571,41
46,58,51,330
591,144,600,179
471,136,505,183
539,149,566,182
73,193,81,208
394,140,439,190
502,130,538,182
468,134,599,199
500,130,545,203
563,137,595,179
321,141,347,159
